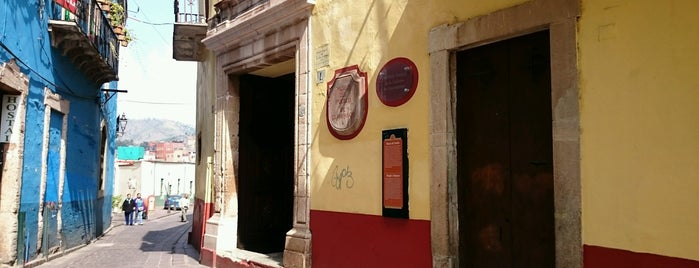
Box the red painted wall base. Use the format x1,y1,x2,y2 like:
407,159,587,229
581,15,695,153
584,245,699,268
191,198,214,253
310,209,431,268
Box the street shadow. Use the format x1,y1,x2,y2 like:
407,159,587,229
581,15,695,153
138,213,195,254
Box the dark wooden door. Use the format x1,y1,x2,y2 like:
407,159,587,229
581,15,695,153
238,73,295,254
456,30,554,268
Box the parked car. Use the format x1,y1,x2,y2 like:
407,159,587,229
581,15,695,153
164,195,182,210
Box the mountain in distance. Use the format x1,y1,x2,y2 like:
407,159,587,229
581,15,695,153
116,118,195,146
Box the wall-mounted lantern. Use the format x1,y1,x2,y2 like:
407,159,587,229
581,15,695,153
117,113,128,136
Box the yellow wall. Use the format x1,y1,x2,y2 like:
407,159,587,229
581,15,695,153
579,0,699,261
193,50,216,203
309,0,527,220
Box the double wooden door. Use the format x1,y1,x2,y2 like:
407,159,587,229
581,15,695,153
456,30,555,267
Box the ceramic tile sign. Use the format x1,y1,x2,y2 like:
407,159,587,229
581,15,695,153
376,57,418,107
382,128,409,218
326,65,368,140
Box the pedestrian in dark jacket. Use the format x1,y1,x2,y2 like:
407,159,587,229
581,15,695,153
122,194,136,226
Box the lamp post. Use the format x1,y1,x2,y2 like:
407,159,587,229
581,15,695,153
116,113,128,136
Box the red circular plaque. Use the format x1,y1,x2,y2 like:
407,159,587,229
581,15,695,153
376,57,418,107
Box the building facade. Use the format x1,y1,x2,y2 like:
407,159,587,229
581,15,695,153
115,160,195,209
0,0,126,265
174,0,699,267
145,141,195,162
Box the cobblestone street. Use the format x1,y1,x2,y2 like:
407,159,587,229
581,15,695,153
34,209,206,268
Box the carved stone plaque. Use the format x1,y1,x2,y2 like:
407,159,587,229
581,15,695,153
376,57,418,107
326,65,368,140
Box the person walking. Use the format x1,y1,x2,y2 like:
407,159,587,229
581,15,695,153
134,193,146,225
122,194,136,226
179,194,190,222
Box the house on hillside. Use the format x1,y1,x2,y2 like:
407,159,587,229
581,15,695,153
0,0,128,266
174,0,699,267
145,140,195,162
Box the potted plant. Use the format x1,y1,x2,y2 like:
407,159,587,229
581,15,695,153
120,28,132,47
109,2,125,27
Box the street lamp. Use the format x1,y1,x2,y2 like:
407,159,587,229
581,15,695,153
116,113,128,136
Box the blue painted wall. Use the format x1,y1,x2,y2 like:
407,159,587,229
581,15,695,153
0,0,119,263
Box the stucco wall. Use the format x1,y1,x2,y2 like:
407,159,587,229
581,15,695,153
190,0,699,266
579,0,699,262
0,0,118,263
190,46,216,256
309,0,699,264
139,161,195,199
310,0,528,224
194,50,216,204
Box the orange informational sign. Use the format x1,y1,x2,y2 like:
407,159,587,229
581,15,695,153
383,135,403,209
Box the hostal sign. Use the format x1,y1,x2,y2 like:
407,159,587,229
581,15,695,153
1,95,20,142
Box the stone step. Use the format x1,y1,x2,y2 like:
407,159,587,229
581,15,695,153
202,213,221,250
205,213,220,236
203,233,218,250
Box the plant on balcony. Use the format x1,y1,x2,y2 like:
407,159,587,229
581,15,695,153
120,28,132,47
109,2,125,27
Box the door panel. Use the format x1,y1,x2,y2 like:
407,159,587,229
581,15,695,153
457,40,512,267
508,31,554,267
238,73,295,254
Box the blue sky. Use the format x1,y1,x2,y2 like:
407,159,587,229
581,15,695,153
116,0,197,126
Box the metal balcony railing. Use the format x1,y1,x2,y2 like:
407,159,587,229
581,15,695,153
211,0,268,25
49,0,119,83
173,0,207,61
175,0,206,24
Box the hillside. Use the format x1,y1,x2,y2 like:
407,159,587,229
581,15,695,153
116,118,195,146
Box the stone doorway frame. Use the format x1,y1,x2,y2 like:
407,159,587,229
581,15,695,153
428,0,581,267
201,1,314,267
0,59,28,265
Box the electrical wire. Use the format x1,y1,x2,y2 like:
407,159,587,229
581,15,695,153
119,100,192,105
1,40,116,122
0,41,94,100
128,0,169,46
128,16,172,26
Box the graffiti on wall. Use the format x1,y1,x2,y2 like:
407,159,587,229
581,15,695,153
331,165,355,190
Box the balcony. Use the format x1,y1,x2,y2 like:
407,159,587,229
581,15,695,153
48,0,120,84
173,0,208,61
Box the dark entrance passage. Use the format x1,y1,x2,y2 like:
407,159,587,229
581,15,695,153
238,73,295,254
456,30,555,267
